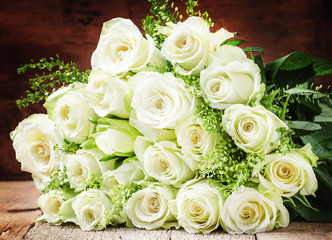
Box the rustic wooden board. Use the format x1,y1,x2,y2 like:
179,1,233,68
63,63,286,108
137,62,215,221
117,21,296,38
1,181,332,240
0,181,41,240
256,222,332,240
23,222,255,240
22,221,332,240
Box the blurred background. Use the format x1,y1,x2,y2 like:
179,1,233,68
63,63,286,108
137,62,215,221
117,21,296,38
1,0,331,180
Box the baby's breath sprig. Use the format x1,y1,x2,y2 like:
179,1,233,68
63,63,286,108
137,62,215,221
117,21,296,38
194,101,223,133
109,184,142,215
199,137,265,197
54,139,82,154
41,167,71,193
142,0,213,49
261,84,331,122
99,184,142,228
83,174,102,191
16,55,90,109
185,0,214,27
142,0,182,48
174,72,202,96
274,127,296,154
260,86,290,122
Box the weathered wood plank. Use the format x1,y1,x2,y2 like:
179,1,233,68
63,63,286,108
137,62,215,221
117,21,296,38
170,229,255,240
0,181,41,240
24,220,332,240
2,181,332,240
256,222,332,240
23,222,255,240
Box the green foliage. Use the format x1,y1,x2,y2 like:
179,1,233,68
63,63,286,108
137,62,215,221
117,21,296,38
243,47,265,56
301,122,332,160
194,101,223,133
261,83,330,123
83,174,102,191
54,139,82,154
41,167,71,193
260,87,290,121
254,54,267,84
275,127,295,153
184,0,214,27
99,183,142,228
175,72,202,96
199,137,265,197
109,183,142,214
16,55,90,109
265,52,332,88
225,39,247,46
142,0,213,48
142,0,182,48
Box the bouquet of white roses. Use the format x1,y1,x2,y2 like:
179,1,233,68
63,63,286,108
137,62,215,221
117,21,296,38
10,0,332,235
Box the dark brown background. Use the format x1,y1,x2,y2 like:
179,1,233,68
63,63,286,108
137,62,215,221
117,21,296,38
1,0,331,180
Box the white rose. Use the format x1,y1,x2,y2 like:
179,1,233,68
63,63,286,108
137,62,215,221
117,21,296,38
58,189,112,231
91,18,165,77
259,144,318,197
200,59,264,109
64,149,103,191
170,179,223,234
222,104,288,154
129,110,176,142
85,69,130,118
130,71,196,129
38,190,66,224
220,186,289,234
10,114,63,189
101,159,145,194
92,118,140,156
44,84,96,144
125,183,178,230
135,137,194,187
161,17,234,76
209,44,247,67
175,117,220,170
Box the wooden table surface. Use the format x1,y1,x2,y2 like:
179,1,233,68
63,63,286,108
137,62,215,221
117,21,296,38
1,181,331,240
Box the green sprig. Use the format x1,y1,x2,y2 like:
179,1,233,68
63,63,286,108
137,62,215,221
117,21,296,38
200,137,265,197
275,127,296,153
83,174,102,191
142,0,182,48
54,139,82,154
195,101,223,133
16,55,90,109
185,0,214,27
41,167,71,193
99,183,142,228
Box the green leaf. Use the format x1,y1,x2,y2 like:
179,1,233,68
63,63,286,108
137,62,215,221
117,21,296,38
112,151,136,158
301,122,332,160
291,121,321,137
254,55,267,84
288,97,321,121
114,158,123,170
280,52,332,76
284,88,328,99
314,101,332,122
265,52,332,88
243,47,265,56
314,164,332,191
226,39,247,46
99,152,135,162
293,193,319,212
99,155,118,162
